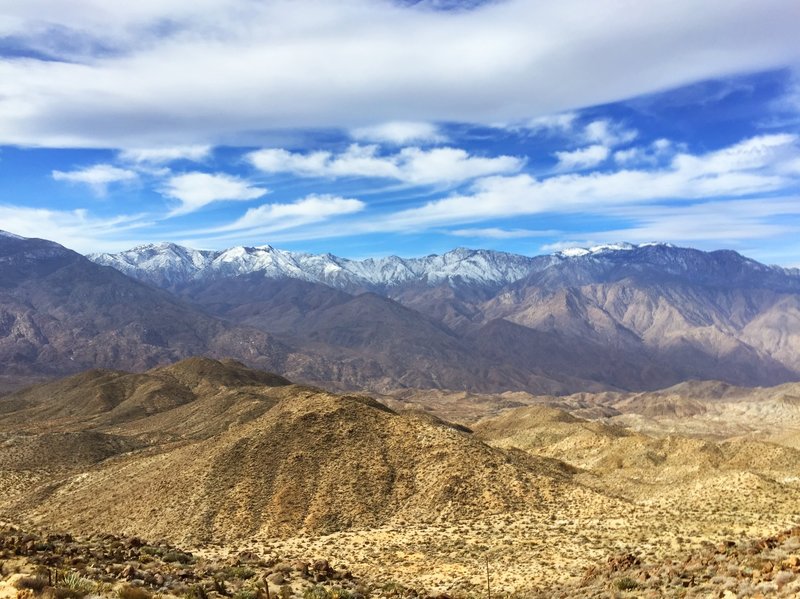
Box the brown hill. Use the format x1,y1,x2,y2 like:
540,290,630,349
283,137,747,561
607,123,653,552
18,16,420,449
474,404,800,494
0,357,290,438
1,359,580,545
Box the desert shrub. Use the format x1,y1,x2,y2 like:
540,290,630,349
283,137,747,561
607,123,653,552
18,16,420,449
614,577,638,591
221,566,256,580
232,589,258,599
303,587,354,599
58,571,94,598
162,551,194,564
117,586,153,599
14,575,48,593
140,546,164,557
775,570,796,588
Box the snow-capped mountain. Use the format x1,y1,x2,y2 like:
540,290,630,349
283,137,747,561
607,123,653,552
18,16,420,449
5,230,800,393
89,241,799,292
89,243,543,290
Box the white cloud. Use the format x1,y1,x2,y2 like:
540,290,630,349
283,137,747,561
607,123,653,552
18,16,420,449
248,144,523,185
521,112,578,134
52,164,138,195
215,194,365,234
583,119,637,147
554,144,609,170
375,133,800,230
448,227,556,239
0,0,797,147
161,172,268,216
614,138,675,165
672,133,797,176
596,197,800,242
119,145,212,164
0,205,151,253
351,121,445,145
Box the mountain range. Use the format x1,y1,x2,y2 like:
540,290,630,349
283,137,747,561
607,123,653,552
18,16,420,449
2,229,800,393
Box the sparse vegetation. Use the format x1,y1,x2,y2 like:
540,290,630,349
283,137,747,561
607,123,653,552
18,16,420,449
116,586,152,599
14,575,48,593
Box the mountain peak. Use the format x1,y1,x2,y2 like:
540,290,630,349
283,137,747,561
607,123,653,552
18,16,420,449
0,230,25,240
556,242,675,258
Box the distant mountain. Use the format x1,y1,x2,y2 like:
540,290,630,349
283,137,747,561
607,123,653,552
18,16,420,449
7,231,800,392
89,243,541,291
0,232,297,376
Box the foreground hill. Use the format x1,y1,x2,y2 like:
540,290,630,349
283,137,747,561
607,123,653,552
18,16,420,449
0,358,579,545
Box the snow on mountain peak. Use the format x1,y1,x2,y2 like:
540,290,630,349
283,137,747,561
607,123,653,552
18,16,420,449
0,230,25,240
89,240,787,292
556,242,674,258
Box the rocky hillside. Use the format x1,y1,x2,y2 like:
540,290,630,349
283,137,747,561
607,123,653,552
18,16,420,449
0,234,296,377
0,358,579,545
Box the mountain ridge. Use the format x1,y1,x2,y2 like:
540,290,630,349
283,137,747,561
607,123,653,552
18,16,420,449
88,239,800,292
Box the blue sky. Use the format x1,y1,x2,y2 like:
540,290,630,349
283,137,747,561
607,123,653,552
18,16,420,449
0,0,799,264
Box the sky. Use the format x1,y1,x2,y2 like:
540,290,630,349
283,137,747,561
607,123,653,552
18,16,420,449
0,0,799,265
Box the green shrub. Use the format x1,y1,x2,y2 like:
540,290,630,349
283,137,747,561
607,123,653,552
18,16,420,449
58,572,94,598
162,551,194,564
303,587,354,599
221,566,256,580
614,577,638,591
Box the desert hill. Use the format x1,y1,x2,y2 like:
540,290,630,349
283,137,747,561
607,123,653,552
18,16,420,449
1,359,800,594
0,358,587,546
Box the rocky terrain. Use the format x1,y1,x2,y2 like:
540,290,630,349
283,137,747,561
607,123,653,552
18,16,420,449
0,359,798,597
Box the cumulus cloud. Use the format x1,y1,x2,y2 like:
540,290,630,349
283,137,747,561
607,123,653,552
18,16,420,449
161,172,268,216
522,112,579,134
614,139,674,166
119,145,212,164
247,144,523,185
554,144,610,170
52,164,138,195
0,0,797,147
350,121,445,145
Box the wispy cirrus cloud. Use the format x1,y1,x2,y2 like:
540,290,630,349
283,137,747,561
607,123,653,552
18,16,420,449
247,144,523,185
382,134,799,228
208,194,366,236
119,145,212,164
448,227,558,239
162,172,268,216
0,205,151,253
52,164,138,195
